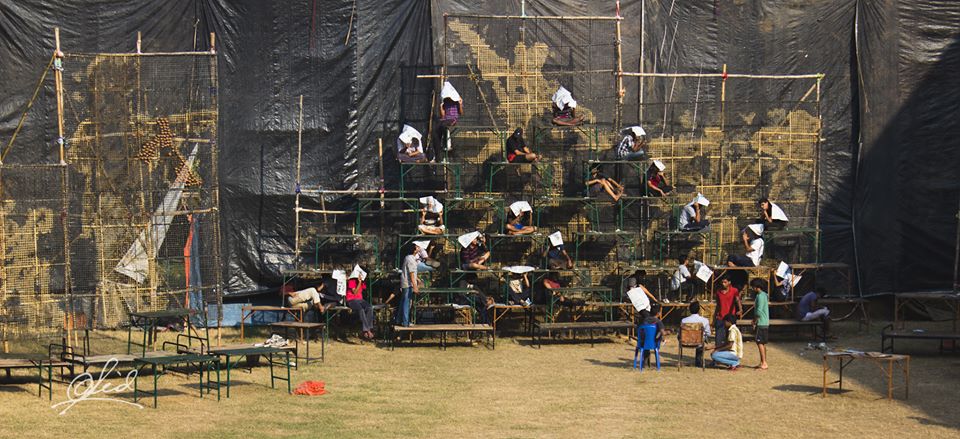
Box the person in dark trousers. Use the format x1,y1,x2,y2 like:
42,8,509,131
758,198,788,230
638,304,665,366
680,301,712,367
713,277,741,349
346,265,375,340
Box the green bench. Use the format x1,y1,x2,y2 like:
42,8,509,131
0,353,65,400
133,353,220,408
212,346,293,397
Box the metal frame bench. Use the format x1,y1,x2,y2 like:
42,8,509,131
391,324,494,350
532,320,634,348
209,346,293,397
268,321,325,364
0,353,66,400
881,324,960,354
133,353,221,408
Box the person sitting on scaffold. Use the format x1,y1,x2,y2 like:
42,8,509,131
678,193,711,231
646,160,673,197
506,200,537,235
586,164,625,203
616,126,649,161
758,197,789,230
551,86,584,126
397,124,427,163
417,195,445,235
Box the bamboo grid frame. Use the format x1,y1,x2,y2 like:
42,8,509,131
0,30,223,340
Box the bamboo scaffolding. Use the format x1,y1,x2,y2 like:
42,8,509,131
445,14,622,21
623,71,824,79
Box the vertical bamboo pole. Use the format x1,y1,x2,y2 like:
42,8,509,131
295,95,304,266
378,137,384,239
815,76,823,263
614,13,624,130
53,28,74,344
208,32,222,345
638,0,645,124
54,28,65,165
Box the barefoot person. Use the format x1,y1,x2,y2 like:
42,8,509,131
506,201,537,235
458,231,491,270
646,160,673,196
616,126,648,161
506,128,539,163
397,124,427,163
551,86,583,126
543,231,574,269
417,196,445,235
586,165,625,202
750,278,770,370
711,314,743,371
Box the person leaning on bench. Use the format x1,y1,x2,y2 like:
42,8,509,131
797,289,835,340
346,265,376,340
286,277,340,313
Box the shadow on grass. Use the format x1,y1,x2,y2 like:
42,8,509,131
773,383,851,396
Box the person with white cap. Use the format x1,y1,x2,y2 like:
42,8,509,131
505,128,539,163
417,196,445,235
757,198,788,231
616,126,649,161
727,224,765,268
506,201,537,235
678,193,711,231
586,164,625,202
345,265,376,340
458,231,490,270
437,81,463,152
396,124,427,163
551,86,583,126
646,160,673,197
542,231,574,269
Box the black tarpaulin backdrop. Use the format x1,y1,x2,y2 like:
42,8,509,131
0,0,956,295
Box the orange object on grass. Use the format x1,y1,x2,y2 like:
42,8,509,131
293,380,327,396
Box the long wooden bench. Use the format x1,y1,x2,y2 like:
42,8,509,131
881,324,960,354
737,318,825,341
391,324,494,350
533,320,635,348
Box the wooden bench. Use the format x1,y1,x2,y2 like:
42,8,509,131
490,304,542,335
881,324,960,354
737,318,825,341
391,324,494,350
533,321,635,348
268,321,325,364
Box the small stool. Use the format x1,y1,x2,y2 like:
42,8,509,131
268,321,326,364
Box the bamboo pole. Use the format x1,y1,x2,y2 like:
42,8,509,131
720,64,727,131
614,11,624,130
445,14,622,21
208,32,222,345
1,54,55,164
295,95,304,269
639,0,645,124
54,28,65,165
622,71,823,79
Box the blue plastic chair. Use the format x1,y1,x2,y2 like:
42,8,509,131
633,324,661,371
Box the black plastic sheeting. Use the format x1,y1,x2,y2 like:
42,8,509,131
0,0,956,295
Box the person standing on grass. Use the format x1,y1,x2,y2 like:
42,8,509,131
395,244,420,327
750,278,770,370
713,277,741,351
711,314,743,371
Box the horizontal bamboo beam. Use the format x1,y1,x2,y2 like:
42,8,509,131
445,14,622,21
622,72,823,80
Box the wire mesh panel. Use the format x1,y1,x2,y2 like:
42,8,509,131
636,74,822,264
0,165,69,334
59,52,221,329
443,15,621,133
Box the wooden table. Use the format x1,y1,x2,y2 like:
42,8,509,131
240,306,305,341
127,308,197,355
822,351,909,400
